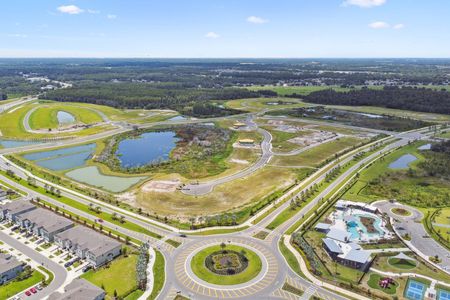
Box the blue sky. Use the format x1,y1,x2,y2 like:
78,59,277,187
1,0,449,58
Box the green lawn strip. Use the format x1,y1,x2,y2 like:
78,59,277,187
124,289,145,300
190,245,262,285
387,258,417,269
279,237,303,277
148,250,165,300
81,254,139,298
165,239,181,248
367,273,398,295
282,282,304,296
37,266,54,285
0,171,161,240
184,226,249,236
253,231,269,240
0,269,44,299
424,209,450,251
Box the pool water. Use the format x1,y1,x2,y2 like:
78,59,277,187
345,214,384,240
23,144,96,171
116,131,179,168
439,289,450,300
389,154,417,169
57,111,76,125
405,280,426,300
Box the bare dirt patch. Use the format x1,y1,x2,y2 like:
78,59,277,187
141,179,181,193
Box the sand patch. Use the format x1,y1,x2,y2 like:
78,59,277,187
141,179,181,193
230,158,249,165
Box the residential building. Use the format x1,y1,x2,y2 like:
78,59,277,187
314,223,331,233
0,253,24,285
55,226,121,267
48,278,105,300
15,208,74,242
0,199,36,222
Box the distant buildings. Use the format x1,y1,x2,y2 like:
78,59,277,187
55,226,121,268
49,278,105,300
0,253,24,285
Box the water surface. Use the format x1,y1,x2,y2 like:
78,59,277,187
66,166,145,192
389,154,417,169
57,111,76,125
0,140,40,149
116,131,179,168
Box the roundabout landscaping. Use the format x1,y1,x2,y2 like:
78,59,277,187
190,244,262,285
391,207,412,217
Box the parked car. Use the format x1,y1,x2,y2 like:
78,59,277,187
36,284,43,290
25,291,31,296
82,265,92,273
64,261,73,267
30,288,37,294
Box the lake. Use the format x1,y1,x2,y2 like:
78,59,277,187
65,166,146,192
389,154,417,169
57,111,75,125
0,139,40,149
418,144,431,150
116,131,179,168
23,144,96,171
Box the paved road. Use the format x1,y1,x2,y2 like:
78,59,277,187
0,230,67,299
0,96,38,114
374,201,450,272
182,126,273,196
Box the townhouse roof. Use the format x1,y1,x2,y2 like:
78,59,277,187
18,208,73,233
0,199,35,214
0,253,23,274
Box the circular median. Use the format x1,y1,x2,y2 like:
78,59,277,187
190,244,262,285
391,207,412,217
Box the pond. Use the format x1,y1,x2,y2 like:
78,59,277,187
389,154,417,169
65,166,146,192
57,111,75,125
116,131,179,168
418,144,431,150
168,115,187,121
23,144,96,171
0,139,40,149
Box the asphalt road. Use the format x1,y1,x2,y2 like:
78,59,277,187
0,230,67,300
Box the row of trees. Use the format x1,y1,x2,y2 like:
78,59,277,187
302,86,450,115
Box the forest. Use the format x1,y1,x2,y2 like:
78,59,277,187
301,87,450,114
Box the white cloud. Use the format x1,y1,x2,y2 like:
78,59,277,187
205,32,220,39
107,14,117,19
57,5,84,15
393,23,405,29
247,16,268,24
342,0,386,8
7,33,28,38
87,9,100,14
368,21,390,29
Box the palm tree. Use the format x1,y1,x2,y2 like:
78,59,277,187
220,242,227,253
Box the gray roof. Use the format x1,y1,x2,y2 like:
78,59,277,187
322,238,343,254
48,279,104,300
56,226,121,256
326,228,351,243
19,208,73,233
1,199,35,214
0,253,23,274
315,223,331,230
342,249,371,264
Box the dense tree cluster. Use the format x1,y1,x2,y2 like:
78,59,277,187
0,92,6,100
302,87,450,114
420,141,450,179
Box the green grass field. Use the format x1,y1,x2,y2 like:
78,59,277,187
148,250,165,300
366,273,398,295
190,244,262,285
82,254,138,299
271,137,363,167
0,270,44,299
29,103,103,129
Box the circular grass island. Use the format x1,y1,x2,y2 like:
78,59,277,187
391,207,412,217
190,244,262,285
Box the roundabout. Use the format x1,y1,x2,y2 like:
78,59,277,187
173,237,280,298
190,244,262,285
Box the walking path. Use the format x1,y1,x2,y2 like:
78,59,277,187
139,247,156,300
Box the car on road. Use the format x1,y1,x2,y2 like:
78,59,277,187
97,219,103,223
179,234,187,238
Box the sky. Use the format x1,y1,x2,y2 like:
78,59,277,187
1,0,449,58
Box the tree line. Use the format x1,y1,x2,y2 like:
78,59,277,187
301,86,450,115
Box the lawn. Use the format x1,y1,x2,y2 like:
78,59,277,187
148,250,165,300
366,273,399,295
190,244,262,285
28,103,104,129
0,270,44,299
279,238,302,276
81,254,138,298
387,258,417,269
270,137,363,167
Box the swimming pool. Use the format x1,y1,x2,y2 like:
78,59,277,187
439,289,450,300
405,280,426,300
338,213,385,241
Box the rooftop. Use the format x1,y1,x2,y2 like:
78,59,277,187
48,278,104,300
322,238,343,254
18,208,73,233
0,253,23,274
0,199,35,214
326,228,351,243
339,249,371,264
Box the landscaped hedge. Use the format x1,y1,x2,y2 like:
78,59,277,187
204,250,249,275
